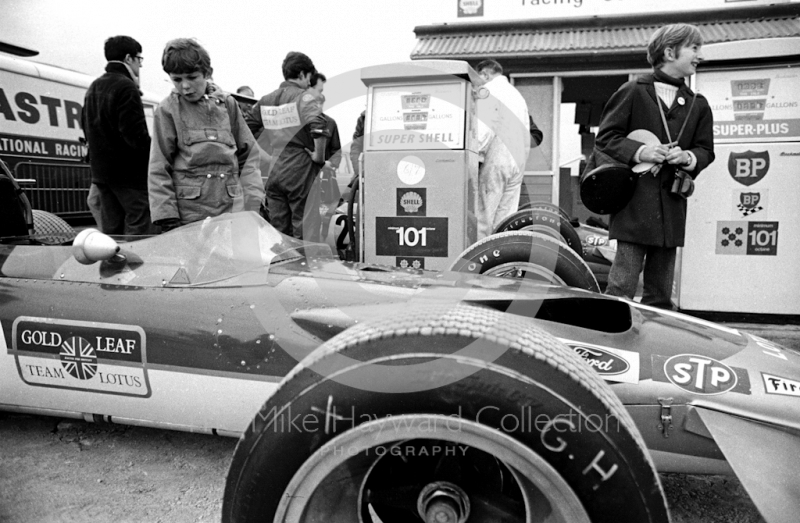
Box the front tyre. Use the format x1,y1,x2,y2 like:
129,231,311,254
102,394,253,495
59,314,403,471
223,304,668,523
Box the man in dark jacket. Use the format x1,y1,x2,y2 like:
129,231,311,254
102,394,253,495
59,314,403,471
595,23,714,309
81,35,152,235
245,52,328,240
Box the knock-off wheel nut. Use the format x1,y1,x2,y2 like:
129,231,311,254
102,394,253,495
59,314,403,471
417,482,470,523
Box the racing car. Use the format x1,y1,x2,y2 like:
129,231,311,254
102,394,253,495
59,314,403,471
1,210,798,523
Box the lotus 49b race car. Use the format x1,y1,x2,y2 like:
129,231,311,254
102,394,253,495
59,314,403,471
1,211,798,523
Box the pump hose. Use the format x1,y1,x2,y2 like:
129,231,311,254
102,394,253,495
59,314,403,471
345,176,359,261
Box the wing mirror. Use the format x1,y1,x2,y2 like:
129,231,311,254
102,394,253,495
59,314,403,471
72,228,121,265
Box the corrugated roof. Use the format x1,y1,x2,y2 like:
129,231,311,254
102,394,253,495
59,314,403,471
411,5,800,60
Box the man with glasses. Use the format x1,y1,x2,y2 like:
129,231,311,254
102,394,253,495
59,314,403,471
81,35,153,235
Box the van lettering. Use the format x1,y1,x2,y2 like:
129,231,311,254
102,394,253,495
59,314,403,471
64,100,81,129
15,92,39,124
40,96,61,127
0,88,16,121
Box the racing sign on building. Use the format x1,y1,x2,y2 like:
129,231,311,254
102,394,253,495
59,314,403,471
11,317,151,398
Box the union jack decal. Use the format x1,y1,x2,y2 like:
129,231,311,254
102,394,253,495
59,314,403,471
59,337,98,380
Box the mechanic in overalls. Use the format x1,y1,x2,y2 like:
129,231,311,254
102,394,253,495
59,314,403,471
245,52,328,241
148,38,264,231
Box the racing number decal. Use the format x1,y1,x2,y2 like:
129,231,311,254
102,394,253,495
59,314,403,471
652,354,751,395
11,317,151,397
375,217,448,257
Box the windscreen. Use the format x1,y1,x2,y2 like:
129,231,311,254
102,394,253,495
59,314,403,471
57,212,329,286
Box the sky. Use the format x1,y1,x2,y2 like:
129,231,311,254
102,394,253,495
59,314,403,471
1,0,459,136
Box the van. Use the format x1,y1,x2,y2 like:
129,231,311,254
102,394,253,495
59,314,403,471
0,42,160,222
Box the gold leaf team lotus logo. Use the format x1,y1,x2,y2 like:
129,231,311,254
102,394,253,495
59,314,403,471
400,192,423,213
59,336,98,380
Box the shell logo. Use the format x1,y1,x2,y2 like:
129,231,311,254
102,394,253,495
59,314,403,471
400,192,423,213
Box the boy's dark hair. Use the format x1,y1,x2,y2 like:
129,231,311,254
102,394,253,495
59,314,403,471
647,23,704,68
104,36,142,62
476,59,503,75
282,52,316,81
310,72,327,88
161,38,213,77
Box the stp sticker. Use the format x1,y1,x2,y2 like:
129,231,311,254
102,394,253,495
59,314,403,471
560,340,639,384
11,317,150,397
728,150,770,186
762,373,800,397
715,221,778,255
732,189,768,219
397,155,426,185
652,354,751,395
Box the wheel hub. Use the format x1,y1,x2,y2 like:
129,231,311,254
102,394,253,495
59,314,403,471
416,482,470,523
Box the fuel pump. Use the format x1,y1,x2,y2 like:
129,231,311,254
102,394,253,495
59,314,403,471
357,61,484,271
341,61,599,292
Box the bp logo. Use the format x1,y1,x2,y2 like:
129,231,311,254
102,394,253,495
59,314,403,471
664,354,738,395
738,192,763,217
59,336,98,380
728,150,769,186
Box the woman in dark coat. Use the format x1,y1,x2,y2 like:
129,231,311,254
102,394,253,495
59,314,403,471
595,23,715,309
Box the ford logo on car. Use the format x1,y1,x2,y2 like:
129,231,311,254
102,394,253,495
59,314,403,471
572,344,630,375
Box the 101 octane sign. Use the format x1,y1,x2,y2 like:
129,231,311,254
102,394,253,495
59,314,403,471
716,221,779,256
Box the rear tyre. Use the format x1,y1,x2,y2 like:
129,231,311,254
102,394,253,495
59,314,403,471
517,201,571,221
32,209,75,244
448,231,600,292
494,208,582,255
222,304,669,523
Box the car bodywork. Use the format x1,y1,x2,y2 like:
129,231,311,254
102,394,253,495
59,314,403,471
0,211,798,522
